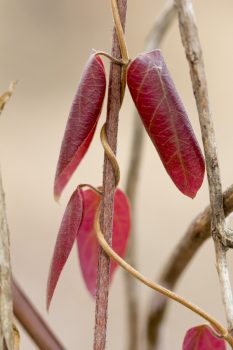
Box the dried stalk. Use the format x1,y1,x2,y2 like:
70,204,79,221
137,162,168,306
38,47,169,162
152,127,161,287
93,1,128,349
124,2,175,349
0,83,18,350
13,280,65,350
0,173,13,350
175,0,233,337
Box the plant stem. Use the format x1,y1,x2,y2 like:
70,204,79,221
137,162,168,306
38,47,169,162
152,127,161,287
93,1,127,349
94,207,233,348
124,2,175,349
13,280,65,350
110,0,129,64
175,0,233,336
146,184,233,348
0,83,18,349
0,172,13,350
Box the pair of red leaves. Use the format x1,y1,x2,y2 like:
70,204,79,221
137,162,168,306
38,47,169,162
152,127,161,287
54,50,205,201
47,188,130,308
47,47,222,350
48,50,205,307
183,325,226,350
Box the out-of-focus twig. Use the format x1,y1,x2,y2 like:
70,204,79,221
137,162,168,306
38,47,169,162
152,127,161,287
13,280,66,350
124,1,176,349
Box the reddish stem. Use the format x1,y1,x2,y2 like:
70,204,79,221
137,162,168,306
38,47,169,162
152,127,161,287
93,1,127,349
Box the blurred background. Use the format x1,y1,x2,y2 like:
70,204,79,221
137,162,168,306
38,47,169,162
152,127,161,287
1,0,233,349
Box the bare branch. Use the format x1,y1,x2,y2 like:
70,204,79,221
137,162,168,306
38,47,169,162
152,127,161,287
124,2,175,349
13,280,65,350
0,173,13,350
0,83,18,349
175,0,233,336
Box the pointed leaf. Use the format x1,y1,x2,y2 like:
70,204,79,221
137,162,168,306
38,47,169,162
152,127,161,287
127,50,205,198
47,187,83,309
54,54,106,199
183,325,226,350
77,188,131,297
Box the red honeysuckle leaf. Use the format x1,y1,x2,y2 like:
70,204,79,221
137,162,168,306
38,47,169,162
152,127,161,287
77,188,131,297
127,50,205,198
54,54,106,199
47,187,84,309
183,325,226,350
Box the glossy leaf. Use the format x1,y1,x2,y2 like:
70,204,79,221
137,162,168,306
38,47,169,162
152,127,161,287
127,50,205,198
47,187,84,309
54,54,106,199
77,188,131,297
183,325,226,350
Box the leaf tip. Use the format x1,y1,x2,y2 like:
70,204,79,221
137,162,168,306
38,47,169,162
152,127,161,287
53,192,60,203
46,296,51,312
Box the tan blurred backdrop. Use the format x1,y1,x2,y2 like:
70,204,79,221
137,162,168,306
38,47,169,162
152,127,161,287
1,0,233,349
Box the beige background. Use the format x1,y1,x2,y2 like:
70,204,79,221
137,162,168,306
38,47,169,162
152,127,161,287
1,0,233,349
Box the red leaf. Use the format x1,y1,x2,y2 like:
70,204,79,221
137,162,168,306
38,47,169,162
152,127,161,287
54,54,106,199
183,325,226,350
127,50,205,198
47,187,84,309
77,188,131,297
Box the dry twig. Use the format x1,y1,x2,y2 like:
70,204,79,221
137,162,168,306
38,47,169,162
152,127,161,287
0,173,13,350
175,0,233,336
13,280,65,350
0,83,18,349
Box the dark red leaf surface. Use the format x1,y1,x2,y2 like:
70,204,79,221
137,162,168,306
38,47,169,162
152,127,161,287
77,188,131,297
127,50,205,198
183,325,226,350
47,187,84,309
54,54,106,199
